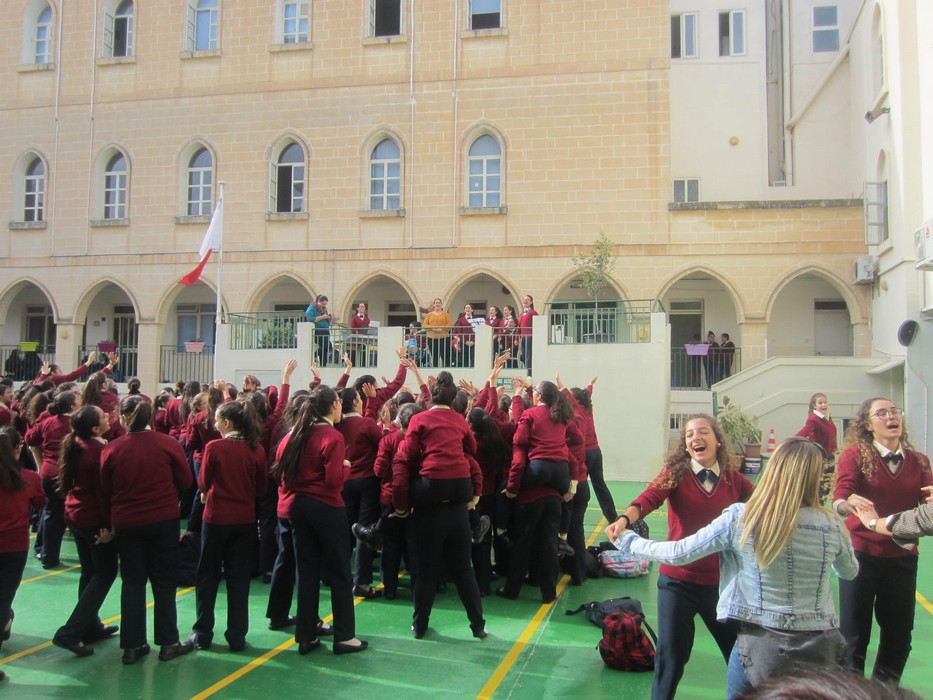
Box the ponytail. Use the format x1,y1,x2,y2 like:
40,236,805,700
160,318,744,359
58,406,103,495
0,426,26,492
218,400,263,449
120,395,153,432
272,386,338,485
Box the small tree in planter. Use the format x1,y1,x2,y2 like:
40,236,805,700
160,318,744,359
571,230,616,338
717,396,763,458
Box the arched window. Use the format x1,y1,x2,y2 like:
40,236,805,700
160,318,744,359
187,148,213,216
103,0,135,58
104,153,128,219
186,0,219,52
271,142,305,213
34,4,52,63
370,138,401,210
468,134,501,207
24,157,45,222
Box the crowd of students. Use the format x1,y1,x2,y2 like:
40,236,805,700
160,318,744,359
0,349,931,697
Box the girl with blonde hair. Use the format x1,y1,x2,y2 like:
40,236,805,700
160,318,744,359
612,437,857,699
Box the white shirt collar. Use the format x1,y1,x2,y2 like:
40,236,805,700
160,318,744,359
814,411,827,420
873,440,902,458
690,458,720,476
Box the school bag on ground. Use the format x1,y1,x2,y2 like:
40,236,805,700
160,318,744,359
565,596,646,628
597,549,650,578
598,610,657,671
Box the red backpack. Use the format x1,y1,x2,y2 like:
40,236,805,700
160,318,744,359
597,611,657,672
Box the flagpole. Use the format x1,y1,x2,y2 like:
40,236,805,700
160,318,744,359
214,181,225,381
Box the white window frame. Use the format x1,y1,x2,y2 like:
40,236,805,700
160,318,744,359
673,178,700,203
369,138,401,211
369,0,402,38
186,0,219,53
670,13,698,59
469,0,502,31
104,153,128,220
812,5,839,53
282,1,309,44
270,142,306,214
718,10,746,57
34,4,53,64
24,157,45,222
864,181,888,245
467,134,503,208
187,148,214,216
103,0,134,58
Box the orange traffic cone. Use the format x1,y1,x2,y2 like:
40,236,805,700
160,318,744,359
766,428,777,454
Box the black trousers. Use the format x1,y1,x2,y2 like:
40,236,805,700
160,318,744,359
523,459,570,495
291,496,355,644
561,482,590,585
0,550,27,646
471,494,495,595
39,478,66,566
652,573,736,700
342,477,380,587
839,551,918,684
256,488,280,574
427,336,449,368
585,447,618,522
409,502,485,635
55,525,117,644
502,497,561,601
265,518,296,622
377,503,408,598
194,521,255,645
115,518,181,649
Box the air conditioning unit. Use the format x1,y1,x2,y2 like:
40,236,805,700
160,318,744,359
854,255,878,285
915,221,933,270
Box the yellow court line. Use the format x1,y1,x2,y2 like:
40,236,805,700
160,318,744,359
0,587,195,667
21,565,81,584
190,578,392,700
917,590,933,616
476,518,607,700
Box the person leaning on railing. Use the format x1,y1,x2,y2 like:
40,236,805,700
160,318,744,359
421,298,452,368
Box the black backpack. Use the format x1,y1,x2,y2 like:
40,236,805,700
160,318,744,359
565,596,646,629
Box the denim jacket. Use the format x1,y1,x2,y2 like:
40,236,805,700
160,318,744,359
615,503,858,631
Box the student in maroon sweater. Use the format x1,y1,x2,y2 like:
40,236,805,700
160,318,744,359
606,414,754,700
498,380,582,604
0,426,46,680
517,295,537,372
337,387,384,598
274,386,368,656
795,392,839,502
52,406,118,657
34,351,98,386
833,398,933,685
100,397,194,665
188,400,268,653
467,406,508,596
25,391,78,569
392,371,487,640
79,370,124,440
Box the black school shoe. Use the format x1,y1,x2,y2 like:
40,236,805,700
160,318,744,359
121,644,151,665
84,624,119,642
352,585,382,599
158,640,194,661
53,638,94,657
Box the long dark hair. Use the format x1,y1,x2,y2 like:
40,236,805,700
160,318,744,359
0,426,27,492
272,386,338,485
179,381,203,423
534,381,573,424
240,391,269,422
469,407,507,474
217,400,263,449
127,377,142,395
58,406,103,495
120,395,153,432
47,391,79,418
80,371,109,410
652,413,737,490
569,386,592,412
430,371,457,406
341,387,360,414
203,384,226,432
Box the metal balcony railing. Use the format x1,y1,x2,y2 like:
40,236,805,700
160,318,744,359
1,344,55,381
227,311,304,350
670,346,742,390
79,345,139,382
159,345,215,386
544,299,663,345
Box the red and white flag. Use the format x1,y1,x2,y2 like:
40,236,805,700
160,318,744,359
178,194,223,285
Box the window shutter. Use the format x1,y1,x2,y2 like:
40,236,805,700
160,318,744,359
186,4,197,52
103,12,115,57
269,158,278,212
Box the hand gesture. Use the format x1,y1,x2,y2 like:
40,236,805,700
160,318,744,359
283,358,298,382
94,528,113,545
86,350,98,365
107,352,120,366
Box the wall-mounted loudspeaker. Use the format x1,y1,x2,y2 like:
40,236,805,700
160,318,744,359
897,320,919,347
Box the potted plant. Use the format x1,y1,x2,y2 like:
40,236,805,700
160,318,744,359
184,339,205,353
98,340,118,353
717,396,762,458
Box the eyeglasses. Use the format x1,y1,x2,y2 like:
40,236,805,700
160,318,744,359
871,407,904,420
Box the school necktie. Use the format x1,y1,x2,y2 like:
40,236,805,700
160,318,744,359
882,453,903,467
697,469,718,489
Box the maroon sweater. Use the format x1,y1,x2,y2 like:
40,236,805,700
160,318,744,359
337,413,383,480
374,429,404,505
34,363,90,386
64,437,109,529
187,411,222,462
199,437,268,525
392,407,482,511
0,470,46,553
834,445,933,558
100,431,193,529
25,413,72,480
633,467,755,586
795,414,838,458
507,404,585,494
276,424,348,515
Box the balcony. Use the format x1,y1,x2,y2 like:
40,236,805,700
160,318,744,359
1,343,55,381
545,299,662,345
670,346,742,390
